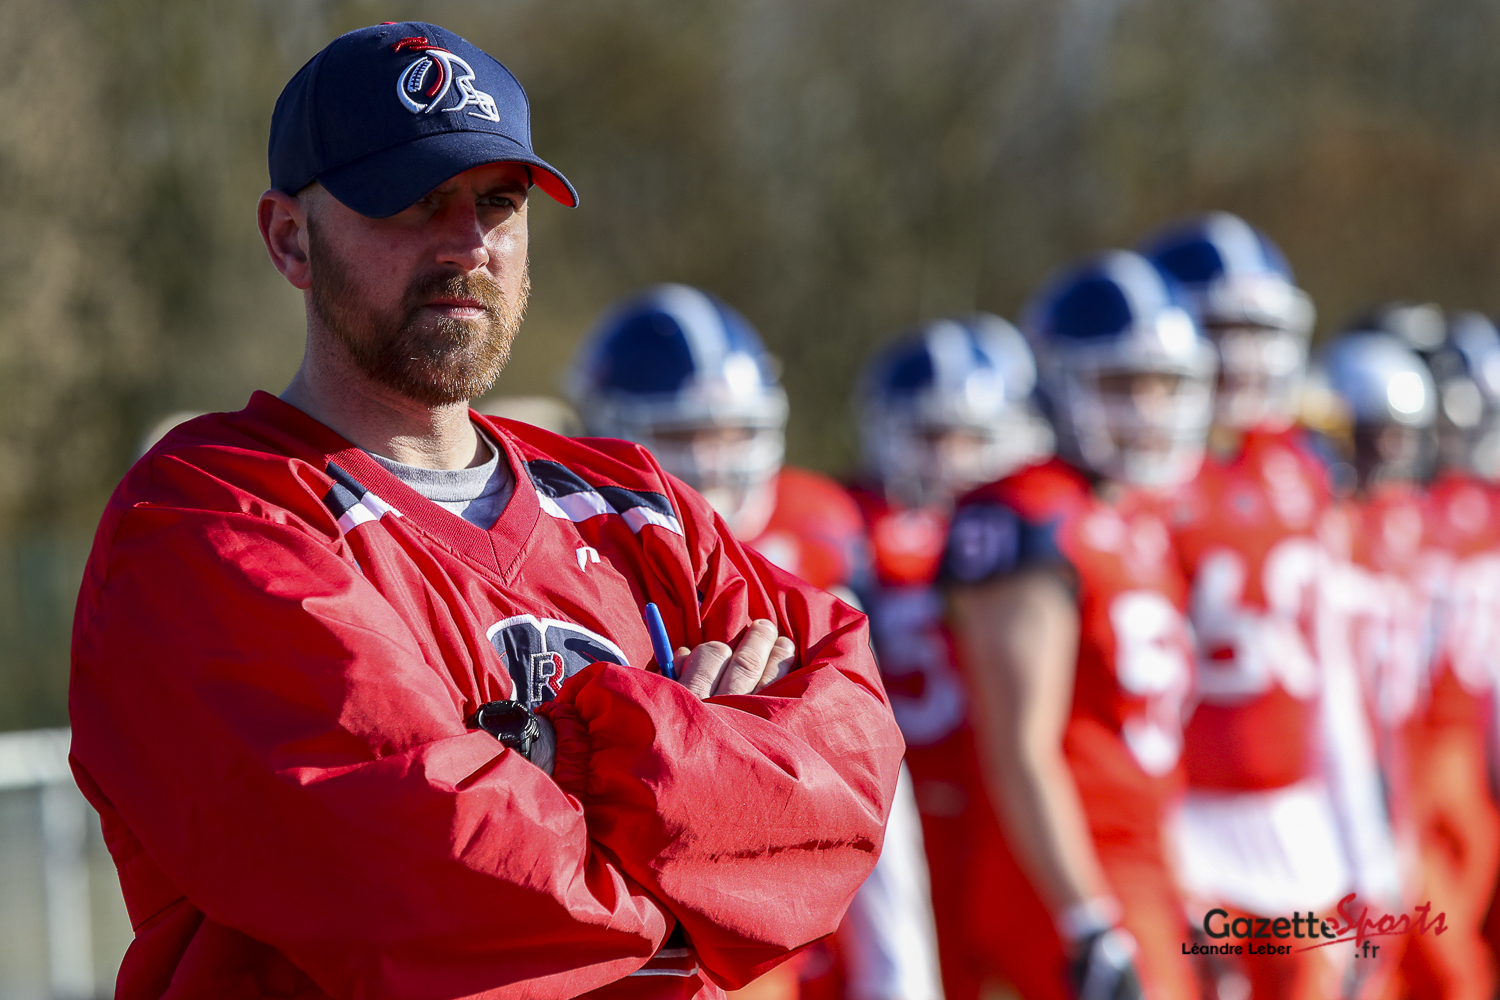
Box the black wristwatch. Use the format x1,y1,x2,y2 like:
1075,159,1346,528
468,700,541,760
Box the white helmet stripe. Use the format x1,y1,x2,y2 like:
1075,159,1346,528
651,283,730,376
1100,250,1170,319
1203,211,1266,277
924,319,977,391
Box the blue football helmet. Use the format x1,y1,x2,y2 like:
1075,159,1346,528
1433,312,1500,477
1141,212,1315,432
567,284,788,530
1314,329,1435,486
856,313,1052,509
1347,302,1500,476
1024,251,1217,488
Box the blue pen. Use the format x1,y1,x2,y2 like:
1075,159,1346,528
644,603,677,681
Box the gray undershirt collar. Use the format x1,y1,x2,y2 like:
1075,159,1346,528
365,428,514,530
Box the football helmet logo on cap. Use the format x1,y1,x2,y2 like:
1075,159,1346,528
1024,251,1217,489
392,36,501,121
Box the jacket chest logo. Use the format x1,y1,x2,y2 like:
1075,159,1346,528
487,614,627,709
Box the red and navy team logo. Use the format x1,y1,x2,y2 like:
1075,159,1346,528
488,615,628,709
391,36,501,121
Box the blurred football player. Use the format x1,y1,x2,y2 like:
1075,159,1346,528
570,283,944,1000
944,252,1211,1000
849,314,1051,1000
1316,327,1442,997
1142,214,1362,1000
1355,306,1500,1000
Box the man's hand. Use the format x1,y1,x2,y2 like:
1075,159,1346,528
675,619,797,699
534,620,792,777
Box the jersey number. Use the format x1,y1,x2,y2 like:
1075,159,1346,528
1189,538,1320,702
1110,591,1193,775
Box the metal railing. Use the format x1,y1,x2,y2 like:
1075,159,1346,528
0,728,129,1000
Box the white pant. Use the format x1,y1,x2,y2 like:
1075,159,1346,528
1170,779,1350,915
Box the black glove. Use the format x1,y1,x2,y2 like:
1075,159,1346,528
1067,926,1144,1000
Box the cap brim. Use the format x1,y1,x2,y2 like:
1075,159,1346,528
318,129,578,217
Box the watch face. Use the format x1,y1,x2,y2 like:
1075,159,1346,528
471,700,537,753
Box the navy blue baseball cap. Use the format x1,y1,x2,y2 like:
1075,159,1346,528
269,22,577,217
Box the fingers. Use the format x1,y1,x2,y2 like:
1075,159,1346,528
713,619,780,697
680,641,733,700
756,635,797,691
675,621,797,700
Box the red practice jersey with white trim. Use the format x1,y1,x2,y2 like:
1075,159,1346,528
1168,429,1332,791
943,458,1193,854
69,392,904,1000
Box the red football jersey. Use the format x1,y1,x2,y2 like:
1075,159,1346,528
69,392,904,1000
744,466,867,593
847,485,965,749
944,458,1194,850
1343,482,1433,734
1407,474,1500,1000
1169,429,1331,791
847,484,1007,1000
1419,472,1500,732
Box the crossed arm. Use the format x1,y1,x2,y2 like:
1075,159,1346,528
531,620,796,773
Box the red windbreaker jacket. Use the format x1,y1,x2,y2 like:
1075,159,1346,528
69,392,904,1000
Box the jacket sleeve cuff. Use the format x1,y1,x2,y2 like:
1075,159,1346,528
536,700,590,797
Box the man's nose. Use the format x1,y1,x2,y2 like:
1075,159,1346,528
432,202,491,272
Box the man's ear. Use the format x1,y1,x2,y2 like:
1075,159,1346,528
258,188,313,290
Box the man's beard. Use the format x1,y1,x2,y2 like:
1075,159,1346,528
307,220,528,407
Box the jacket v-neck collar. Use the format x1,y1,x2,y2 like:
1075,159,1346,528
243,391,542,581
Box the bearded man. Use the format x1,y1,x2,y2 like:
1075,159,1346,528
68,22,902,1000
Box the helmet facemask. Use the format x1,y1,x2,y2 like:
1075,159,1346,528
1191,274,1314,433
1434,375,1500,479
863,404,1052,510
1353,420,1431,488
1054,364,1215,489
1043,300,1218,491
1318,330,1437,490
584,378,788,536
642,419,785,536
1206,323,1309,432
1428,321,1500,480
857,314,1051,510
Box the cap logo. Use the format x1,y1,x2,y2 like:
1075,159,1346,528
391,36,500,122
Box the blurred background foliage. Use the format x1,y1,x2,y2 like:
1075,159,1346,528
5,0,1500,730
